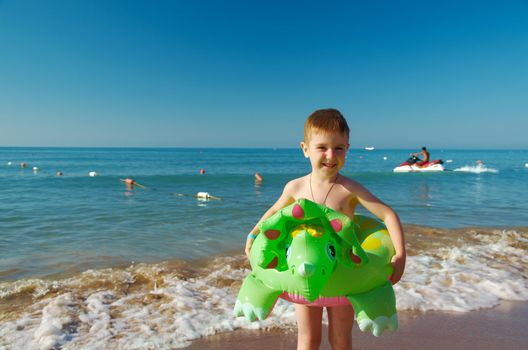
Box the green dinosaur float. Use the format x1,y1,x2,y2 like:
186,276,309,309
234,199,398,336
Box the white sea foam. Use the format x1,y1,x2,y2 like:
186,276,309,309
0,260,298,349
1,229,527,349
453,165,499,173
396,229,528,312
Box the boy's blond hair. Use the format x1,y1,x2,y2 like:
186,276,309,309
304,108,350,143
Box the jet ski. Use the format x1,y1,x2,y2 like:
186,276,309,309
393,155,444,173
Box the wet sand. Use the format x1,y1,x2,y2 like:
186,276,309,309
188,301,528,350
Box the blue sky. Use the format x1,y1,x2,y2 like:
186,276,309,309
1,0,527,149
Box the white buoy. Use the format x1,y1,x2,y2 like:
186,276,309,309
7,161,12,166
525,163,528,168
195,192,221,200
33,166,39,171
383,156,388,160
89,171,98,177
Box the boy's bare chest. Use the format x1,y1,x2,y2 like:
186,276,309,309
293,184,356,217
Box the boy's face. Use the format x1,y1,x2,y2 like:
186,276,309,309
300,131,349,176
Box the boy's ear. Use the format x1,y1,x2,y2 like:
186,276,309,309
300,141,309,158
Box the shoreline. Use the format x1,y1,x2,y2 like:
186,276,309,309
1,224,527,348
188,301,528,350
3,223,527,283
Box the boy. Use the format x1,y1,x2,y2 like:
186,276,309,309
245,108,406,350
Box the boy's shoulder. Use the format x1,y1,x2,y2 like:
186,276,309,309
284,175,309,189
338,174,361,187
281,175,310,196
338,174,369,195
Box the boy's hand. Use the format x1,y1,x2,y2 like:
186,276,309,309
389,253,406,285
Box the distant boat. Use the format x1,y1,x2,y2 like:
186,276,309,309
365,146,375,151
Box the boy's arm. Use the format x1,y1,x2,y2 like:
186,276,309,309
351,182,406,284
245,181,296,258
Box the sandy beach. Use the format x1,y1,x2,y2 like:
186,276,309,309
188,301,528,350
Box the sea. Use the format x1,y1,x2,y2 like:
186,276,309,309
1,147,527,349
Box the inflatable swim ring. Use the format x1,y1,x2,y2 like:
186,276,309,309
234,199,398,336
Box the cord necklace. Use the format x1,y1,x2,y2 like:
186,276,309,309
309,173,339,206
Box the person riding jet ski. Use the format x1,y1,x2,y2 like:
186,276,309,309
410,147,430,166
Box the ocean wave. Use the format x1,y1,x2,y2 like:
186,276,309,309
0,259,298,349
396,228,528,311
453,165,499,173
1,227,527,349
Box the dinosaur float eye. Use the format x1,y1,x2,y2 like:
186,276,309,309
326,243,336,261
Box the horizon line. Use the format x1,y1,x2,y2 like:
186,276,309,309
1,146,527,151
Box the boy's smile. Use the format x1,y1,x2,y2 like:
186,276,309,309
322,162,336,168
